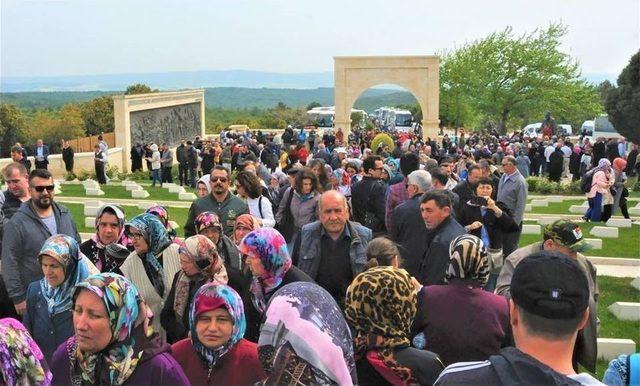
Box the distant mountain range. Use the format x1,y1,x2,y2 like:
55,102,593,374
0,69,616,93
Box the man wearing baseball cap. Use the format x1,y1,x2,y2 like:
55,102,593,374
435,250,604,385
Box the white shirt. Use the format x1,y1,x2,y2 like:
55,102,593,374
544,145,555,162
247,196,275,228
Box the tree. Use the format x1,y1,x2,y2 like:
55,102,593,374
306,101,322,111
125,83,155,95
0,104,30,157
605,50,640,143
81,96,114,135
597,80,615,106
440,23,602,133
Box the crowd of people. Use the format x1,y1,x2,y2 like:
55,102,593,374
0,123,638,385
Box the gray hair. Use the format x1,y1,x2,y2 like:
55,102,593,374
407,170,432,193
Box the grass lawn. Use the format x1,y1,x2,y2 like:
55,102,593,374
519,222,640,258
58,184,197,202
62,202,190,234
526,200,586,215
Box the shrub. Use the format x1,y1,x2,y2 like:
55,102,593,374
64,172,76,181
76,170,96,181
535,179,557,194
526,176,542,192
634,181,640,192
105,165,119,179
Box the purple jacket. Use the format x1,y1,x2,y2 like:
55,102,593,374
50,337,189,386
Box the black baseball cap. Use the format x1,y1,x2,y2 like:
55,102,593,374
511,250,589,319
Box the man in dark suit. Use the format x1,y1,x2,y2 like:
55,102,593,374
390,170,432,278
33,139,49,170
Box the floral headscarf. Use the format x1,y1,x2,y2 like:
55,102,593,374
195,211,223,234
238,228,291,313
258,282,356,385
189,283,245,382
0,318,52,386
173,235,226,320
146,205,176,239
344,266,419,385
233,214,261,244
68,273,152,386
38,235,93,315
125,213,172,297
445,234,490,287
91,204,131,250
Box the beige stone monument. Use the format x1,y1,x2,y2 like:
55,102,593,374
333,56,440,139
113,89,205,172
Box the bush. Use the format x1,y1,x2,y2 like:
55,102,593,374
535,179,558,194
105,165,119,179
526,176,542,192
64,172,76,181
634,181,640,192
76,170,96,181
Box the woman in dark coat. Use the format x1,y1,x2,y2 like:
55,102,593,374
569,145,583,181
548,146,564,182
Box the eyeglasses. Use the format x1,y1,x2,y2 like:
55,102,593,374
211,177,228,183
128,232,144,240
33,185,55,193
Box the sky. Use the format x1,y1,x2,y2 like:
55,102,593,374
1,0,638,78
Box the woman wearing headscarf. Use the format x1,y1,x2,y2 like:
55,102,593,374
146,205,177,239
0,318,52,386
584,158,614,222
238,228,313,342
257,282,357,385
24,235,97,362
385,158,404,185
275,168,320,246
50,273,189,386
331,168,352,198
344,266,444,386
172,283,266,385
120,213,181,340
160,235,227,344
233,214,261,246
412,235,510,366
610,157,630,219
197,174,211,198
195,211,242,271
80,204,132,274
569,145,583,181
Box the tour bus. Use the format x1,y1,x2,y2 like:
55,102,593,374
388,109,414,132
581,115,622,140
306,106,368,129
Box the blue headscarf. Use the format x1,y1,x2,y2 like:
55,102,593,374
189,283,246,382
38,235,92,315
125,213,171,297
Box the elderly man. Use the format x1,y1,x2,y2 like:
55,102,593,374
2,169,80,315
496,219,599,373
497,155,528,257
390,170,432,278
33,139,49,170
293,190,372,304
80,204,132,274
0,162,31,318
419,190,465,285
184,165,249,238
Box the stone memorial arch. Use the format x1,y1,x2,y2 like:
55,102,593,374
113,89,205,172
333,56,440,139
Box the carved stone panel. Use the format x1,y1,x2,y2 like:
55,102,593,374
129,102,202,147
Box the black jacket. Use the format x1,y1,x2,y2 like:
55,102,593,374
356,347,443,386
452,180,475,216
390,194,428,278
351,176,388,233
457,200,519,250
420,216,465,285
435,347,583,386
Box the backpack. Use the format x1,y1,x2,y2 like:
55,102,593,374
580,171,595,193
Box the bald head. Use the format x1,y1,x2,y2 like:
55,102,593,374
319,190,348,211
319,190,349,238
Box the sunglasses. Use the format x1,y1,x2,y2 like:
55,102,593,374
211,177,228,183
33,185,55,193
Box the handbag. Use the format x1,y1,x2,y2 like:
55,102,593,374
275,188,296,241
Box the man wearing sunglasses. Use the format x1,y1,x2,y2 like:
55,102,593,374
184,165,248,238
1,169,80,316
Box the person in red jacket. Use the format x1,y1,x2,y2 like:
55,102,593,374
171,282,265,386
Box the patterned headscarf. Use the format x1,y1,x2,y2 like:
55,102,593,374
91,204,131,250
445,234,490,287
68,273,152,386
195,211,223,234
233,214,261,244
173,235,226,320
38,234,93,315
146,205,176,239
189,283,245,382
344,266,418,384
0,318,52,386
258,282,356,385
593,158,612,175
332,168,351,187
385,158,401,179
125,213,172,297
238,228,291,313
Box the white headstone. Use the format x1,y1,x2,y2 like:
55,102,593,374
608,302,640,321
631,277,640,291
85,217,96,228
84,204,102,216
584,238,602,249
629,207,640,216
137,202,158,210
606,218,633,228
125,184,143,192
522,224,541,235
85,188,104,196
547,196,563,203
168,185,186,194
179,192,197,201
131,190,150,198
597,338,637,361
525,204,532,212
569,205,589,214
530,199,548,207
590,226,619,238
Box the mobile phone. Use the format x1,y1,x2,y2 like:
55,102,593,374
469,196,488,207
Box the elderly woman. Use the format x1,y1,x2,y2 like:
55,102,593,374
172,283,266,386
413,235,510,366
24,235,97,362
80,204,132,274
330,168,352,198
258,282,357,385
50,273,189,386
238,228,313,342
235,171,275,228
195,211,242,271
0,318,52,386
120,213,181,340
160,235,227,344
584,158,615,222
345,266,444,386
146,205,178,239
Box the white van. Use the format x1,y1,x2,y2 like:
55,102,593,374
521,123,542,138
580,115,622,140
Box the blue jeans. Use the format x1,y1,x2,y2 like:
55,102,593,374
152,169,162,186
586,192,602,221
